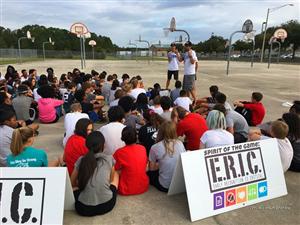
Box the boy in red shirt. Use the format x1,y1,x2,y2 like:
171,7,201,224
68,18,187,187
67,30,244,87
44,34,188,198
113,126,149,195
172,106,208,150
234,92,266,126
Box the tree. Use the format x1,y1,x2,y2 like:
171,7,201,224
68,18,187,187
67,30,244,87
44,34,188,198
194,35,227,53
281,20,300,59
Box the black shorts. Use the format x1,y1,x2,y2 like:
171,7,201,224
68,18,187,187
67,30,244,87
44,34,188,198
167,70,179,80
74,184,117,217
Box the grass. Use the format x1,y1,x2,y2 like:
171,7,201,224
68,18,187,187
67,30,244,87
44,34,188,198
0,57,43,65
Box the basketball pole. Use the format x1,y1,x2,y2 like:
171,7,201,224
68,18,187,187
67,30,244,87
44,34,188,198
80,36,84,70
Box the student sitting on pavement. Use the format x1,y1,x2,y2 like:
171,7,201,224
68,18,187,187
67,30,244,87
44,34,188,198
63,103,89,147
64,118,93,175
170,80,182,102
71,131,119,217
200,110,234,149
148,121,186,192
113,126,149,195
7,127,60,167
270,120,293,172
234,92,266,126
174,89,193,112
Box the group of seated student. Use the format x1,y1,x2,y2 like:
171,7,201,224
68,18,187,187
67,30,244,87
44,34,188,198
1,64,300,217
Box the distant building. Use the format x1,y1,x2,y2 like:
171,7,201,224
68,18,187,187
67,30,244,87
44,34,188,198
150,44,170,57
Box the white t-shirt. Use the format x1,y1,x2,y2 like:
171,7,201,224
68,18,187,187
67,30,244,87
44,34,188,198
109,99,119,107
201,129,234,148
149,105,163,115
98,122,126,155
168,52,179,71
184,50,198,75
33,88,41,102
129,88,146,100
174,97,192,112
277,138,293,172
63,112,89,147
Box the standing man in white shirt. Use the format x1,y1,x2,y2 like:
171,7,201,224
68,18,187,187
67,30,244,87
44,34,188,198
179,41,198,102
166,43,180,90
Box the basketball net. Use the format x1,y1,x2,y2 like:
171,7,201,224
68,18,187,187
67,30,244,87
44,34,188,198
163,28,170,37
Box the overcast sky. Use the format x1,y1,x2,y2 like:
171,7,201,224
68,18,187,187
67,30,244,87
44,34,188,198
1,0,299,47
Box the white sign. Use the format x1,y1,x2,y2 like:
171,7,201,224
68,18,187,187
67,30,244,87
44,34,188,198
0,168,74,225
168,139,287,222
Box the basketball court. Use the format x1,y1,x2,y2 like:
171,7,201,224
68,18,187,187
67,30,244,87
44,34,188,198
1,59,298,224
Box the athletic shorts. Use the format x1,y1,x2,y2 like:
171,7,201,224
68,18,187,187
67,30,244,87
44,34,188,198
183,74,196,91
167,70,179,80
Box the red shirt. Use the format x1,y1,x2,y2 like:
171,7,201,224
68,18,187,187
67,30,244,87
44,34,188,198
113,144,149,195
177,113,208,150
244,102,266,126
64,135,88,175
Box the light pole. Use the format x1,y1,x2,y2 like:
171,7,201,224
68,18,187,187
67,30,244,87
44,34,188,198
42,37,54,61
18,31,34,64
128,40,138,61
260,3,293,62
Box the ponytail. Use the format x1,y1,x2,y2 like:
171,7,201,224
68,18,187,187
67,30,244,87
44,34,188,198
77,131,105,190
78,151,97,190
10,127,34,156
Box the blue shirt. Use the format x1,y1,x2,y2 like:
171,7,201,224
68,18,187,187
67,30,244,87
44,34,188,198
7,146,48,167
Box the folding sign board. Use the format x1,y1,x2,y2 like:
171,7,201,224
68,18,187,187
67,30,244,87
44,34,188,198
168,138,287,222
0,167,74,225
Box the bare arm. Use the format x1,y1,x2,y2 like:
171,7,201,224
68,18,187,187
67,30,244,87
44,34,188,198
149,161,159,171
200,141,206,149
70,168,79,188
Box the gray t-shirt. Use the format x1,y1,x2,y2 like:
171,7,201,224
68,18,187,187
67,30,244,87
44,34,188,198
125,114,143,129
12,95,33,121
170,88,180,102
75,153,114,205
160,111,172,121
0,125,14,166
102,82,112,102
226,109,249,138
149,140,186,188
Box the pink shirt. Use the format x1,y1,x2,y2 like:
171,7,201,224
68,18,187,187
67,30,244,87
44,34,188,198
38,98,63,123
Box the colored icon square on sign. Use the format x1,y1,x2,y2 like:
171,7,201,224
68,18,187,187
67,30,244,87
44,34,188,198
248,183,258,200
258,181,268,198
236,186,247,204
225,189,236,207
213,192,224,210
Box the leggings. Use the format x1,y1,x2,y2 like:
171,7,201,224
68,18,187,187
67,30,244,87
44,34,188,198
74,185,117,217
147,170,169,193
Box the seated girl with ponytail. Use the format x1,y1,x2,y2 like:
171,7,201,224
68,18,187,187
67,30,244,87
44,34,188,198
7,127,60,167
148,121,186,192
71,131,119,217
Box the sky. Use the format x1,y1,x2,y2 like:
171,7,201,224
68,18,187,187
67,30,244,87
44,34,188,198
1,0,299,47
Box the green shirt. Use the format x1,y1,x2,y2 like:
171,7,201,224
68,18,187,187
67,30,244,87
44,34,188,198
7,146,48,167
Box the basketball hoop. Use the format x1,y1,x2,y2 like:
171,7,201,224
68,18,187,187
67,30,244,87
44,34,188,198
273,28,287,42
170,17,176,32
89,40,96,46
242,19,253,33
70,22,89,36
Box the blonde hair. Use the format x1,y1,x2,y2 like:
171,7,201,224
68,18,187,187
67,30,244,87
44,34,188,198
271,120,289,139
122,83,132,94
70,103,82,112
10,127,34,156
206,110,226,130
156,121,178,156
